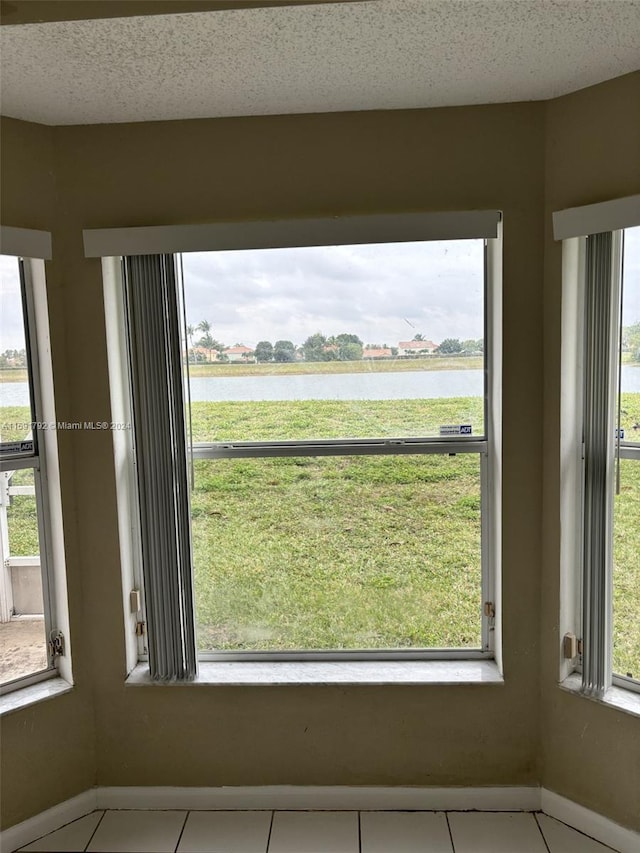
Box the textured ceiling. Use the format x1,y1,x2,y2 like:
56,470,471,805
1,0,639,126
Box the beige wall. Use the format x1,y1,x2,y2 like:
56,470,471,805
0,118,97,828
1,103,544,827
0,72,636,832
541,71,640,831
57,103,544,792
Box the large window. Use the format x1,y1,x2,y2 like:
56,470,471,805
182,240,490,656
0,248,66,693
564,220,640,697
96,213,501,679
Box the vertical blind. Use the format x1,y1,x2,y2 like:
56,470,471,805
123,255,197,681
581,233,620,697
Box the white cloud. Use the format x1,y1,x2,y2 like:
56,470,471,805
0,255,26,353
182,239,485,349
623,226,640,326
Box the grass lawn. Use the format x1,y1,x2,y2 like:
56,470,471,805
193,452,482,651
190,396,485,442
613,458,640,680
191,395,484,650
1,392,638,672
187,355,483,378
0,369,28,383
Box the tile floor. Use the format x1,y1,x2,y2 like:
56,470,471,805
15,809,620,852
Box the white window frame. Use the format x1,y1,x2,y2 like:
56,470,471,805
94,212,502,677
0,228,71,697
555,195,640,700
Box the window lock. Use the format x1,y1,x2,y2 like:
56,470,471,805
48,630,64,658
562,632,581,659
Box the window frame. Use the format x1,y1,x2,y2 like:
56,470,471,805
556,197,640,700
96,212,502,676
612,229,640,694
0,243,70,697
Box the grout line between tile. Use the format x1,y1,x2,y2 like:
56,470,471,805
542,813,621,852
173,810,190,853
265,809,275,853
445,812,455,853
84,810,106,852
357,810,362,853
534,813,553,853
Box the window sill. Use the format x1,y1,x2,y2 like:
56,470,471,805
127,659,503,687
560,673,640,719
0,676,72,716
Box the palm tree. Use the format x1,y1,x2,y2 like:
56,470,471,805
186,325,195,361
198,331,224,362
197,320,222,361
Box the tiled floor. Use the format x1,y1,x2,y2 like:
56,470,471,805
15,809,620,852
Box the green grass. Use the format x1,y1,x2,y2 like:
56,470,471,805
0,368,28,383
193,453,481,651
1,391,638,671
187,355,483,378
613,459,640,680
189,395,484,650
3,468,39,557
615,394,640,677
190,397,484,443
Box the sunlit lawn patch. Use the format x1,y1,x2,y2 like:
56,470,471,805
193,453,482,651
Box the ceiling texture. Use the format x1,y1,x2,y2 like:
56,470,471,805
1,0,639,126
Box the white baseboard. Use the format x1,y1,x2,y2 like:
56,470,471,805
0,789,96,853
2,786,638,853
95,784,540,812
541,788,640,853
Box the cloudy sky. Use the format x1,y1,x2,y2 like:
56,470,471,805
0,255,27,354
623,226,640,327
182,227,640,349
182,239,485,350
1,229,638,353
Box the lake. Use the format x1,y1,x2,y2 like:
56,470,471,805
2,365,640,406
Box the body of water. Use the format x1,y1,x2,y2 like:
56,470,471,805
188,369,483,402
2,365,640,406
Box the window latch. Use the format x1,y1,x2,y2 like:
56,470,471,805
48,630,64,659
563,632,582,659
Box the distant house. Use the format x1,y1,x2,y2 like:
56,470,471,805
397,340,438,356
225,345,254,363
363,347,393,359
190,345,217,362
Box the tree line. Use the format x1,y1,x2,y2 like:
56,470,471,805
186,322,485,363
624,322,640,362
0,349,27,368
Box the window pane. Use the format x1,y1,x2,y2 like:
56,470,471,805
193,453,482,652
183,241,485,442
613,459,640,681
613,228,639,682
1,256,34,449
0,468,48,685
620,226,640,444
